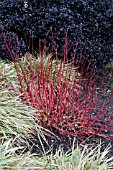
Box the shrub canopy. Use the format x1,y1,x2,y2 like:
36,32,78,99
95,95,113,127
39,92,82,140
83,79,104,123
0,0,112,65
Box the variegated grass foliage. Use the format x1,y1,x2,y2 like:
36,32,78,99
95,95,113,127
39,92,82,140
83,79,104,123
17,52,80,83
0,58,52,150
0,139,113,170
0,58,113,169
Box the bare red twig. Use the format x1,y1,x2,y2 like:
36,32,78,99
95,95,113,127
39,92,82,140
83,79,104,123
2,31,113,142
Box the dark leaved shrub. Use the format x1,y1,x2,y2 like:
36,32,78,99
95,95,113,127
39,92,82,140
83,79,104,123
0,0,113,67
0,31,26,60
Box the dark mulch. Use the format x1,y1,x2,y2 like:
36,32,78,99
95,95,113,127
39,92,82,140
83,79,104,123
15,129,113,158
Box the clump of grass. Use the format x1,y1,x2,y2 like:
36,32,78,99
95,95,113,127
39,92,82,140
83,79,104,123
21,51,79,82
0,59,55,156
0,139,113,170
0,139,37,169
0,59,33,139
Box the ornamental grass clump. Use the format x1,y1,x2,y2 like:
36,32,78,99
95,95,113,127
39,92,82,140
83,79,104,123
1,139,113,169
2,33,113,143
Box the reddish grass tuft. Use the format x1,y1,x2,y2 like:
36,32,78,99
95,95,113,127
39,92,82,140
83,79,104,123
2,32,113,143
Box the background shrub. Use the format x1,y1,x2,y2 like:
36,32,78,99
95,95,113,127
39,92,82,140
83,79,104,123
0,0,113,68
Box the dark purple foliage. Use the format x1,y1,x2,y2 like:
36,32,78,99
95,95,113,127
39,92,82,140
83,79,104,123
0,0,113,67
